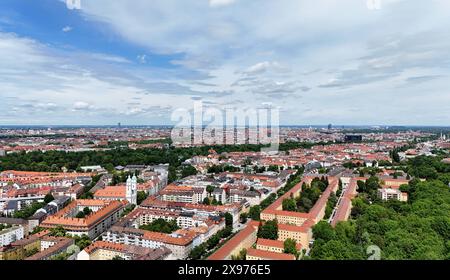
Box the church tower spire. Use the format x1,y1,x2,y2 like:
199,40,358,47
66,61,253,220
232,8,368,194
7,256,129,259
126,174,137,205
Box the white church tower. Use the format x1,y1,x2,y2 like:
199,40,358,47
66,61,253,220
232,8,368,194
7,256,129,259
126,175,137,205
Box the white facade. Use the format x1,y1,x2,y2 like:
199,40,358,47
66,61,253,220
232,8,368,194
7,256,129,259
41,239,58,251
378,188,408,202
212,189,227,204
161,188,206,204
126,175,138,205
0,226,24,247
103,231,192,260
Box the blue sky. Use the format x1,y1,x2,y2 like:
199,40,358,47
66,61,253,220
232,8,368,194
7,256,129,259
0,0,449,125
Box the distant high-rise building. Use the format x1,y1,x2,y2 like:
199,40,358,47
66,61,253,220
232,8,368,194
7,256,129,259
328,124,332,130
345,135,363,142
118,122,121,128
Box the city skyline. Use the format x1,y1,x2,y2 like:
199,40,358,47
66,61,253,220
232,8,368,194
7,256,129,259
1,0,450,125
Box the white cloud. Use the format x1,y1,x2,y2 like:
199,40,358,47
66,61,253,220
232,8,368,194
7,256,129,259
62,26,72,32
2,0,450,125
209,0,236,7
72,101,92,111
0,32,193,124
137,54,147,64
242,61,289,75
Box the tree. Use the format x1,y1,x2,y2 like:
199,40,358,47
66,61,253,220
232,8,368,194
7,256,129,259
220,225,233,238
44,193,55,204
121,204,136,217
83,207,92,216
211,198,222,205
392,149,401,163
49,226,66,237
206,185,215,196
239,213,248,224
284,238,299,259
268,165,279,172
282,198,297,211
260,193,277,209
310,239,364,260
207,234,221,250
324,192,338,219
76,211,86,219
25,247,39,258
137,191,148,205
139,218,180,234
296,196,313,212
74,234,91,250
189,244,206,260
30,226,45,235
181,164,198,178
225,212,233,228
13,201,46,219
311,157,450,260
357,180,366,191
257,220,278,240
231,248,247,260
105,163,115,172
351,197,368,218
249,205,261,221
80,191,94,199
431,216,450,240
203,197,210,205
312,221,336,242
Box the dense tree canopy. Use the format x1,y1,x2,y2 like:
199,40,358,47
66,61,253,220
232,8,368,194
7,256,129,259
139,218,180,234
249,205,261,221
310,179,450,260
257,220,278,240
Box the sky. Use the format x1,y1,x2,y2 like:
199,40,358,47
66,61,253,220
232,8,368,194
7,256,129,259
0,0,449,126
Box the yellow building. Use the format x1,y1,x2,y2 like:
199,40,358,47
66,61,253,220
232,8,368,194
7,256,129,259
0,238,41,260
246,248,295,260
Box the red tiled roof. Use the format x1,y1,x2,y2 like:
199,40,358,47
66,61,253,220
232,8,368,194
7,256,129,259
41,199,126,230
94,186,126,198
208,221,259,260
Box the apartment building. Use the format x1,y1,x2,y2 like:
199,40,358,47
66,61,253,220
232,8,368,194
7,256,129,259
0,230,49,260
246,248,296,261
0,225,24,247
77,241,172,260
229,189,261,205
40,199,126,239
102,226,197,259
378,188,408,202
160,185,207,204
256,238,302,254
207,221,259,260
25,237,74,260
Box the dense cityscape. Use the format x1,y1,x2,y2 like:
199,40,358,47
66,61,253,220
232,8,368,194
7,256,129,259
1,126,449,260
1,0,450,272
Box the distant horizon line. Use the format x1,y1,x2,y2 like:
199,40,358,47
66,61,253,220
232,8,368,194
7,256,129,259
0,124,450,129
